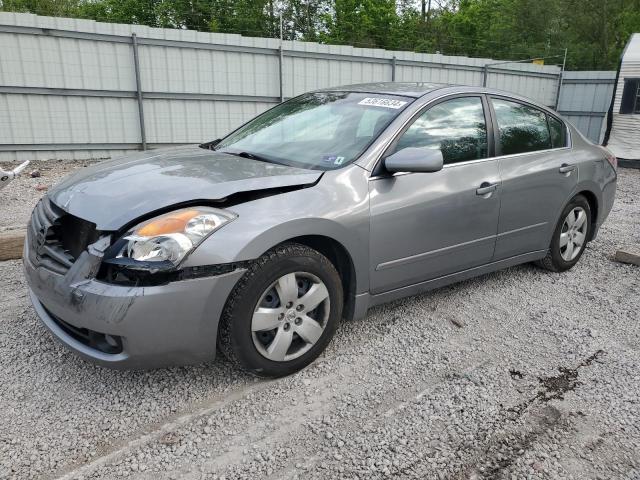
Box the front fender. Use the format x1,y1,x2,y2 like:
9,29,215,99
183,166,371,294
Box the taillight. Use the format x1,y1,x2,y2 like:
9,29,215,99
601,147,617,171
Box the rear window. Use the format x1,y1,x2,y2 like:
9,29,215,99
548,115,566,148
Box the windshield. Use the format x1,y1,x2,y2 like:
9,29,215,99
215,91,413,170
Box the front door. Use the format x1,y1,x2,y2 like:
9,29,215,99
369,96,501,294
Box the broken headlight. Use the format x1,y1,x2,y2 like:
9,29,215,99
109,207,236,271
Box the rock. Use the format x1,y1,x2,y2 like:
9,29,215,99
532,461,544,471
615,245,640,266
450,318,465,328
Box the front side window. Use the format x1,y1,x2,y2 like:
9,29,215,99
215,92,412,170
392,96,488,164
492,98,551,155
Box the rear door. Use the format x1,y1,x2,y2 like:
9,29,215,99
489,97,577,260
368,95,501,294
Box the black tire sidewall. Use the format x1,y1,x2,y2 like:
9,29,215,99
549,195,591,271
224,247,343,377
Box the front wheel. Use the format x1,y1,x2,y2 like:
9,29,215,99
218,243,343,377
536,194,591,272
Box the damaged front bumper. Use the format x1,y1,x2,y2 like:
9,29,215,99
23,232,246,369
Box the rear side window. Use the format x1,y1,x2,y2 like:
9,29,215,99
548,115,566,148
492,98,551,155
393,96,488,165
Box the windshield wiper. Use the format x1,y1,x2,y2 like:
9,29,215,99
221,150,282,165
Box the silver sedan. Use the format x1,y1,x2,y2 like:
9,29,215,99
24,83,617,377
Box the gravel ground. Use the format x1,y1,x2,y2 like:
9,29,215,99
0,167,638,480
0,161,96,231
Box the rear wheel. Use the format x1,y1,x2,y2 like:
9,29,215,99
536,195,591,272
218,243,343,377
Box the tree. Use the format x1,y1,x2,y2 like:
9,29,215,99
0,0,81,17
322,0,399,48
76,0,164,28
279,0,331,42
1,0,640,70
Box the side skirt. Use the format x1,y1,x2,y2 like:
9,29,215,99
351,250,547,320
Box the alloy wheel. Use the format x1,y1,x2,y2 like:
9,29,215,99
560,206,587,261
251,272,330,362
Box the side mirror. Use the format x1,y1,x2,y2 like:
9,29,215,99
384,148,444,173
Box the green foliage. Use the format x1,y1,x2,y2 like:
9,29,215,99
1,0,639,70
0,0,80,16
321,0,398,47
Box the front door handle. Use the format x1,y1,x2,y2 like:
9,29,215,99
559,163,576,174
476,182,498,196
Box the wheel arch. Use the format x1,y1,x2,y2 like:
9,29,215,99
575,189,599,241
546,185,601,250
272,235,358,321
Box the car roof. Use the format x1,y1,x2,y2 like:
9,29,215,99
318,82,560,114
317,82,448,98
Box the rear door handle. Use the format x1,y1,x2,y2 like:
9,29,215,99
559,163,576,174
476,182,498,196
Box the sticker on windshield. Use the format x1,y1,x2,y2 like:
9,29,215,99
322,155,346,165
358,97,407,109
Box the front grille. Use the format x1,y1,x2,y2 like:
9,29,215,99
46,308,123,354
28,197,98,275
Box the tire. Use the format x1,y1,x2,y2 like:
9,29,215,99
218,243,343,377
536,194,592,272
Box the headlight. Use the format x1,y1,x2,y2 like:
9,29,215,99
114,207,236,269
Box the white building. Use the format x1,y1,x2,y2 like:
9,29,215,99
604,33,640,165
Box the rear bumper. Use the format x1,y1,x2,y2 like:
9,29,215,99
24,234,245,369
592,173,617,240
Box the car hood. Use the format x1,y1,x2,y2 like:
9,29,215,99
49,145,322,230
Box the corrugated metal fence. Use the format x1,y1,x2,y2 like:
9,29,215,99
556,71,617,144
0,13,611,161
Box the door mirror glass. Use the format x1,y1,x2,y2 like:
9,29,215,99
384,147,444,173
